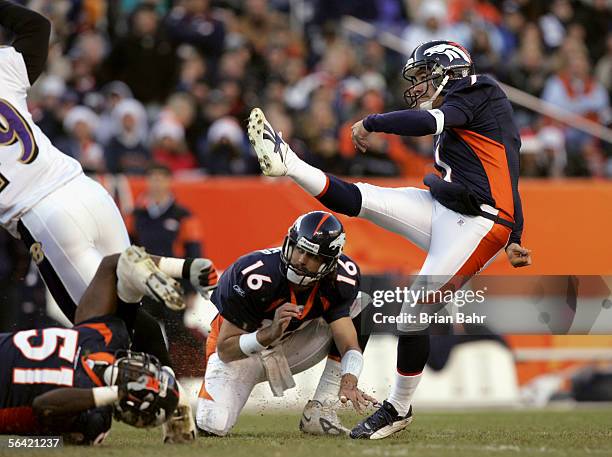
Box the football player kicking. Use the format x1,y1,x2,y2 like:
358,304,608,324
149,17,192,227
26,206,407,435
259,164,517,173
0,1,216,440
248,40,532,439
196,211,375,437
0,246,186,444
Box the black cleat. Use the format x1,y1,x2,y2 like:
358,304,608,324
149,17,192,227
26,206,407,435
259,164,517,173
350,401,413,440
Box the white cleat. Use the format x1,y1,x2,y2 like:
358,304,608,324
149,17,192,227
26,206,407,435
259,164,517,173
117,246,184,311
299,400,350,436
162,404,197,444
247,107,293,177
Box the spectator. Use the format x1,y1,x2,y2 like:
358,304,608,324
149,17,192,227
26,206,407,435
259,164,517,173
538,0,573,51
67,31,108,98
60,106,106,173
151,120,197,173
542,52,610,125
96,80,134,146
32,75,67,144
102,3,178,104
164,0,226,80
198,117,258,175
105,99,151,174
595,33,612,98
505,24,549,98
402,1,472,54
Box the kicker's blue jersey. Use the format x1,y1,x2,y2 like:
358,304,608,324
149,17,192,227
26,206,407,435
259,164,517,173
437,74,523,242
211,248,361,333
0,315,129,437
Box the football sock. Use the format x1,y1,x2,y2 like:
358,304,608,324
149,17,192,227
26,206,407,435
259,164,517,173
285,147,327,196
397,333,430,374
389,333,430,416
387,371,422,417
312,358,342,404
317,175,362,216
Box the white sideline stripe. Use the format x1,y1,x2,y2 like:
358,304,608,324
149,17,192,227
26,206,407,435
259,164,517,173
13,367,74,386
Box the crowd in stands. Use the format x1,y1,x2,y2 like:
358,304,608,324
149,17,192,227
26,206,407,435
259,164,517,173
4,0,611,178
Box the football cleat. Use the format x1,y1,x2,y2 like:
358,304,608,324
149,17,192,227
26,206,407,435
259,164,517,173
117,246,184,311
299,400,350,436
162,404,196,444
350,401,413,440
247,107,293,177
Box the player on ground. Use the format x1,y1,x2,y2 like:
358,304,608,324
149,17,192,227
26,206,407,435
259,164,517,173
196,211,374,437
0,246,183,444
0,2,217,440
248,40,532,439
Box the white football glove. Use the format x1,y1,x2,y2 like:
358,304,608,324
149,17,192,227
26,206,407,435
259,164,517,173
188,258,218,299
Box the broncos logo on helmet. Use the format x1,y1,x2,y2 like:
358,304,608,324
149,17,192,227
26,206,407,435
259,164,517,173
281,211,346,286
403,40,474,110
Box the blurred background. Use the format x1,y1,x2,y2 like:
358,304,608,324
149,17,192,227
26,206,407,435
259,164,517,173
0,0,611,408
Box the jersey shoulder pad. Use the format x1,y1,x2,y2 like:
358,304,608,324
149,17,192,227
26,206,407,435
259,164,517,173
445,75,499,103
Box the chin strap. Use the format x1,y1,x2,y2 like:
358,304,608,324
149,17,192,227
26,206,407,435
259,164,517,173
286,268,317,286
419,74,450,110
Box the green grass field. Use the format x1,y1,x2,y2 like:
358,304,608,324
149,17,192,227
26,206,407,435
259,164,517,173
2,409,611,457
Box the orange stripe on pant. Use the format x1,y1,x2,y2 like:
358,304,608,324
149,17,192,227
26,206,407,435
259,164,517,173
445,222,511,292
199,314,224,401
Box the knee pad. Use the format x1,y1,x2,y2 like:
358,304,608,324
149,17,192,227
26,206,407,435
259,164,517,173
195,398,233,437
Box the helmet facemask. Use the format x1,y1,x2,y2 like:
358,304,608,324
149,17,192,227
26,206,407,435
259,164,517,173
110,351,178,429
403,61,450,110
281,235,339,286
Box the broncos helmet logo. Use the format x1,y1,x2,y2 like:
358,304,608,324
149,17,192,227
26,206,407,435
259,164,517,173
423,43,471,63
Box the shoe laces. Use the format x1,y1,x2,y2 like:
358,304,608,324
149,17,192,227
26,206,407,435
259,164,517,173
364,403,396,430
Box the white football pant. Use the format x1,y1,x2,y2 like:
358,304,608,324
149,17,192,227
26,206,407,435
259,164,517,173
18,173,130,321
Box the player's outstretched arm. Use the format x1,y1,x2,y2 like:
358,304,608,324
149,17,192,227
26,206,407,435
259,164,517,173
352,105,469,152
0,0,51,84
32,388,103,421
33,376,159,420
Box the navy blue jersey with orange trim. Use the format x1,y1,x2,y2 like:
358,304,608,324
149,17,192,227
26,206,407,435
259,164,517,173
211,248,360,333
0,315,129,436
438,74,523,243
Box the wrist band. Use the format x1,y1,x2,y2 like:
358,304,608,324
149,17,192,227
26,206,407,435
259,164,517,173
158,257,185,279
182,258,195,279
341,349,363,379
239,332,266,355
92,385,119,407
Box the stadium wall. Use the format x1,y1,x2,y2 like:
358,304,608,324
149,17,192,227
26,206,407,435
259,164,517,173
125,177,612,275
